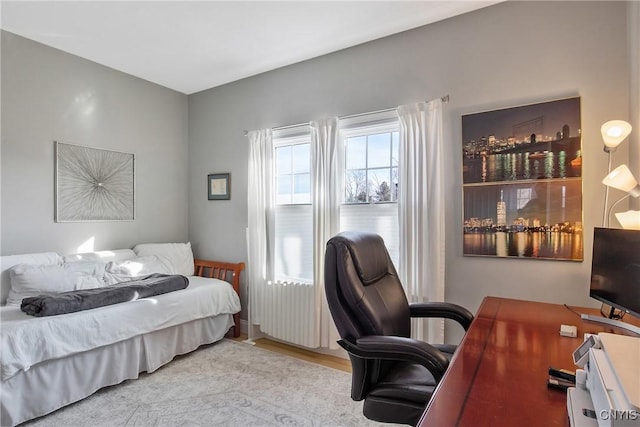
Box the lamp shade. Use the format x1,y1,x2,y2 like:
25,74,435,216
602,164,640,197
601,120,632,149
615,210,640,230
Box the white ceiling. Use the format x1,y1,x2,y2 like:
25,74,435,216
1,1,500,94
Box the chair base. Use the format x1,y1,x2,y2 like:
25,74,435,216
363,396,425,426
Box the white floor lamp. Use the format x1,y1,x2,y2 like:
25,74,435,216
600,120,632,226
602,164,640,229
597,120,636,319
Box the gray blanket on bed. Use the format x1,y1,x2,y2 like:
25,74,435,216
20,273,189,317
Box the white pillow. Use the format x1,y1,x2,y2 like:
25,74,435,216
104,255,173,284
6,261,107,306
63,249,137,263
1,252,62,305
133,242,194,276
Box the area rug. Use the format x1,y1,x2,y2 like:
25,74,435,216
24,339,394,426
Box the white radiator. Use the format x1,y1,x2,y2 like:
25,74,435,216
260,281,318,348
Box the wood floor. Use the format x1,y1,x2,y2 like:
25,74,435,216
230,334,352,373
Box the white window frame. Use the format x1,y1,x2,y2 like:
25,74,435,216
272,130,313,284
342,121,400,204
274,133,311,206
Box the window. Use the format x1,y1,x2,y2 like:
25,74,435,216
273,134,312,283
271,117,401,284
341,121,400,266
344,130,399,203
276,141,310,204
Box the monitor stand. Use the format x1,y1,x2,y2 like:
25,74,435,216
580,314,640,336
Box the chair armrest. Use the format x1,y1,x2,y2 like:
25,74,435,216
338,336,449,381
409,302,474,331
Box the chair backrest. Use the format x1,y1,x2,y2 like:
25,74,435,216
325,231,411,400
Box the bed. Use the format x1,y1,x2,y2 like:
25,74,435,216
0,245,244,426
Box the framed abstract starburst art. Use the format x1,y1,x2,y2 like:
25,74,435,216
55,141,135,222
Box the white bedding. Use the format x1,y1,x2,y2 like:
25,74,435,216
0,275,240,381
2,315,233,426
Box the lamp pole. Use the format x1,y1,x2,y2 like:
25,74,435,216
602,148,614,227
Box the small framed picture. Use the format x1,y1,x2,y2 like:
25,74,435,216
208,173,231,200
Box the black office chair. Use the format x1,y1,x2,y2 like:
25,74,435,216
324,231,474,426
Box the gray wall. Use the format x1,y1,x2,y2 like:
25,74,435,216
1,32,189,256
188,1,635,338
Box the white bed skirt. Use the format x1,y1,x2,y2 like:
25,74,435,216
1,314,234,426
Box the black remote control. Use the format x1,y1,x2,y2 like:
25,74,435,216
549,367,576,383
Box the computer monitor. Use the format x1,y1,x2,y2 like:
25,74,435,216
589,227,640,319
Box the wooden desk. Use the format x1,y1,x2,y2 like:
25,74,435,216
418,296,640,427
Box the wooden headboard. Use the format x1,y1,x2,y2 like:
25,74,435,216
193,259,245,338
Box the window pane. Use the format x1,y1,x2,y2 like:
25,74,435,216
369,168,392,202
274,205,313,282
276,146,292,175
277,175,292,204
392,132,399,166
345,169,368,203
368,133,391,168
346,136,366,169
340,203,399,268
293,173,311,204
292,144,310,173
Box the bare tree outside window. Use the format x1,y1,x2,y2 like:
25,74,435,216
345,169,368,203
344,131,398,203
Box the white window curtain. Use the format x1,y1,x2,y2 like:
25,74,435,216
246,128,274,339
397,99,445,344
310,117,342,350
247,122,341,349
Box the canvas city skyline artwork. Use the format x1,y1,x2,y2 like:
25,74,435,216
461,97,583,261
